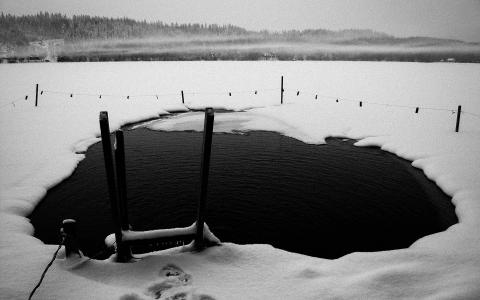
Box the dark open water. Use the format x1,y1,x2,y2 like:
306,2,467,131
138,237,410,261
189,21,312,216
29,127,457,259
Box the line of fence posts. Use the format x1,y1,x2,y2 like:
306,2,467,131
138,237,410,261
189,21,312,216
33,80,465,132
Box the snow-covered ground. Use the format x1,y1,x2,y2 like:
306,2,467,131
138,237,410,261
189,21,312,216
1,61,480,299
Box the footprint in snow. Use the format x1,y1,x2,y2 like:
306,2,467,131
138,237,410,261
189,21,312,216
120,264,215,300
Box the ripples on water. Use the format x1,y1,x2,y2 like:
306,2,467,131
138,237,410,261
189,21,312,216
30,127,457,258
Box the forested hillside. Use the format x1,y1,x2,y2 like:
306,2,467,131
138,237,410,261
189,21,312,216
0,12,250,45
1,12,479,62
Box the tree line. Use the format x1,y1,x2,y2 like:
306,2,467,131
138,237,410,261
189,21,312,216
0,12,251,46
1,12,416,47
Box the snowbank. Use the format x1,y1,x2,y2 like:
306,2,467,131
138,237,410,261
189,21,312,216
1,61,480,299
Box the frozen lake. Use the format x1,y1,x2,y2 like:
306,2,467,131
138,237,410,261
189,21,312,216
2,61,480,111
2,61,480,299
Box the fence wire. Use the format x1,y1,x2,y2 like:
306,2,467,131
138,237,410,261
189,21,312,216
2,85,480,120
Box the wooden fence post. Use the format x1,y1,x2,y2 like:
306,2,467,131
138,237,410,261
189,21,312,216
99,111,131,262
35,84,39,107
195,108,214,250
455,105,462,132
281,76,284,104
61,219,82,258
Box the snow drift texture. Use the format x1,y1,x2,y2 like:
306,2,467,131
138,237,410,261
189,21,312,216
1,61,480,299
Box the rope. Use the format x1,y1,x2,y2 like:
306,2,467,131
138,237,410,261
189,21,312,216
462,111,480,119
27,238,116,299
183,88,277,96
42,90,179,99
311,91,461,113
28,237,65,300
42,87,278,99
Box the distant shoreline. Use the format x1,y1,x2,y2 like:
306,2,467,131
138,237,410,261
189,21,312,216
4,49,479,63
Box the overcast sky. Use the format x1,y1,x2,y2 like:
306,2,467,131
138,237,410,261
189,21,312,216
1,0,479,42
